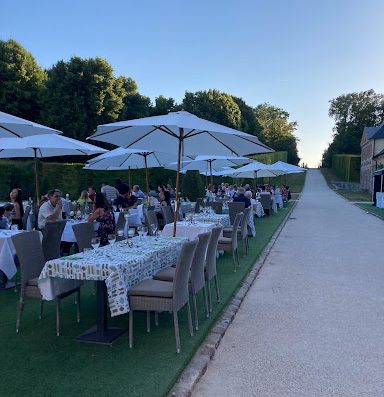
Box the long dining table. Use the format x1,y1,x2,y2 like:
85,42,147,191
38,235,186,345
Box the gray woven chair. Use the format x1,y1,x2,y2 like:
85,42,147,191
209,202,223,214
12,230,81,336
145,209,159,236
217,212,242,272
128,239,198,353
154,232,211,330
72,222,94,252
228,201,245,225
115,212,125,234
22,205,31,230
195,198,204,213
236,207,251,256
42,220,67,261
259,193,272,215
161,206,173,225
205,226,223,312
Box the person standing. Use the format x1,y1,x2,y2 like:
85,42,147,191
37,189,63,229
101,182,118,204
9,188,24,229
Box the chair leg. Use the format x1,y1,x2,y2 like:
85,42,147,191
186,300,194,337
76,289,81,323
16,289,25,333
154,311,159,326
232,251,237,272
207,280,212,313
39,299,44,320
129,310,133,348
146,311,151,333
173,310,181,353
203,285,209,318
192,294,199,331
55,299,60,336
214,275,221,303
236,249,241,268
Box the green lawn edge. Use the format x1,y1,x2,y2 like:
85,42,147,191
355,203,384,220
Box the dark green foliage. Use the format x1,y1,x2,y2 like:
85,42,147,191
254,103,300,164
0,39,47,121
323,90,384,167
332,154,361,182
249,151,288,164
232,96,262,136
151,95,178,116
182,89,242,129
121,92,152,120
180,170,205,201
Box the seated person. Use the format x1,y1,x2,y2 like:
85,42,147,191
88,193,115,246
148,185,158,198
37,189,63,229
132,185,145,199
233,187,251,208
77,190,93,207
9,188,24,229
87,186,96,202
114,189,138,209
0,207,8,229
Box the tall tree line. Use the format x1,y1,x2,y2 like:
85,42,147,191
0,39,300,164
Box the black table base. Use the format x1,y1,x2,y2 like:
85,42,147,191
75,280,127,345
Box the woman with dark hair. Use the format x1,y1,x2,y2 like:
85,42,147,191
88,192,115,246
158,184,171,207
9,188,24,229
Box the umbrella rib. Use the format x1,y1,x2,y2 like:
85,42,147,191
152,152,163,167
0,125,23,137
124,127,161,148
205,132,239,156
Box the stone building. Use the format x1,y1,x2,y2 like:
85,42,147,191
360,124,384,191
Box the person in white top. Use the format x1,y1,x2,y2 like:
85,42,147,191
244,190,256,237
101,182,118,204
38,189,63,229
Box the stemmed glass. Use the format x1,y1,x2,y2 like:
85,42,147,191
128,228,136,238
117,229,124,242
150,223,157,236
108,233,116,247
137,225,143,237
91,237,100,250
142,226,148,237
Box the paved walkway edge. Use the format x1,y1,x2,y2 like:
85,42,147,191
169,199,300,397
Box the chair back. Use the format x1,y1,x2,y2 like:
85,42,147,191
22,205,31,230
144,210,159,235
259,193,272,210
72,222,94,252
240,207,251,238
190,231,211,294
12,231,45,285
209,202,223,214
42,220,66,261
172,239,198,310
205,226,222,280
195,198,203,213
231,212,243,251
161,206,173,225
115,212,125,232
228,201,245,225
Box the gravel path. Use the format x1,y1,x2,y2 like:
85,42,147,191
193,169,384,397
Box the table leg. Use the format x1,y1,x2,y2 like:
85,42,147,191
75,280,126,345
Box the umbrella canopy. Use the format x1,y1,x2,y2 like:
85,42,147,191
0,111,62,138
88,111,273,236
270,161,306,174
227,161,284,179
0,134,106,203
85,147,192,192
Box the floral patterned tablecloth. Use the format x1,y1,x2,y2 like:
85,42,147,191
191,213,230,227
38,236,186,317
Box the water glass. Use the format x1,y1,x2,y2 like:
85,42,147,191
91,237,100,250
128,228,136,238
11,224,19,231
150,223,157,236
137,226,143,237
142,226,148,237
108,234,116,246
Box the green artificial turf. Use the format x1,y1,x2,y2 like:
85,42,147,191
0,203,294,397
355,203,384,220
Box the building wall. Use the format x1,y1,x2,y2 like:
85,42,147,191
360,133,374,191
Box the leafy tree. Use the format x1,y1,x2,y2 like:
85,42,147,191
151,95,178,116
121,93,152,120
232,96,262,137
254,103,300,164
322,89,384,166
181,170,205,201
41,56,129,140
182,89,241,129
0,39,46,121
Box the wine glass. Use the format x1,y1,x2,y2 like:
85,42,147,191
11,224,19,231
137,225,143,237
142,226,148,237
6,216,12,230
150,223,157,236
117,229,124,241
91,237,100,250
108,234,116,246
128,228,136,238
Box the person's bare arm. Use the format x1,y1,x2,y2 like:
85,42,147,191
46,202,62,221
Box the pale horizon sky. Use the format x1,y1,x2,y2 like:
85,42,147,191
2,0,384,166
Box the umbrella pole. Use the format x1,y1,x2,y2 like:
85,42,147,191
128,166,131,187
209,160,213,188
144,155,149,194
33,148,40,206
173,131,183,237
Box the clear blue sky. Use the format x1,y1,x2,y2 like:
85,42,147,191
2,0,384,166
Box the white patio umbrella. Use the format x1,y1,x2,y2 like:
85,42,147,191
85,147,192,192
270,161,306,174
0,134,106,203
166,154,253,186
0,110,62,137
88,111,272,236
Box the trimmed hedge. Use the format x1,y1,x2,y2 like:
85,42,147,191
249,151,288,164
331,154,361,182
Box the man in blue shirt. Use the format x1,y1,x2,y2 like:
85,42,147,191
233,187,251,208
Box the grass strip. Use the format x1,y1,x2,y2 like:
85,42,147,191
355,203,384,220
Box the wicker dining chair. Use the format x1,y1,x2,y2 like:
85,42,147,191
12,230,81,336
144,210,159,235
128,239,198,353
153,231,212,331
21,205,31,230
226,206,251,256
217,212,243,272
205,226,223,312
72,222,94,252
209,202,223,214
259,193,272,215
115,212,125,233
228,201,245,225
161,206,173,225
42,220,67,261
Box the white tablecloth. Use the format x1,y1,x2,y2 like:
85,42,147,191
376,192,384,208
162,221,215,240
61,220,88,243
191,213,230,227
0,230,20,279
